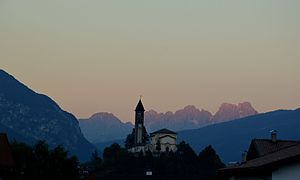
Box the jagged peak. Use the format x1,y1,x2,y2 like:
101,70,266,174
213,101,258,122
183,105,199,111
146,109,159,115
218,102,257,111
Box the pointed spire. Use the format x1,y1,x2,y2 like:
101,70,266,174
135,99,145,112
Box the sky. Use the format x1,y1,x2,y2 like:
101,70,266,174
1,0,300,122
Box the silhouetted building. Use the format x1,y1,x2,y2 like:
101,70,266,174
129,99,177,154
219,131,300,180
134,100,145,146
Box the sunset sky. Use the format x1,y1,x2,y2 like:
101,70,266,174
1,1,300,122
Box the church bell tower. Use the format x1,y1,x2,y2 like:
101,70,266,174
134,99,145,145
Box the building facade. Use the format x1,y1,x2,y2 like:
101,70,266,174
150,129,177,152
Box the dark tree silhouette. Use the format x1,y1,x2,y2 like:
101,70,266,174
176,141,197,159
198,145,226,179
125,128,135,149
156,139,161,152
88,150,102,172
87,141,225,180
10,140,80,180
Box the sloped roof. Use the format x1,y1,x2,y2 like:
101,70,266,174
219,142,300,175
247,139,300,160
0,133,15,167
219,138,300,176
150,128,177,135
135,100,145,112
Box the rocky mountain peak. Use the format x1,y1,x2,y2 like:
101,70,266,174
146,109,159,116
79,112,133,143
89,112,120,122
183,105,199,112
212,102,258,122
0,69,95,161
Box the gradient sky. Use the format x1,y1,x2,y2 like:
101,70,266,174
1,0,300,122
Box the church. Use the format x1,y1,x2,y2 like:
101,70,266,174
128,99,177,154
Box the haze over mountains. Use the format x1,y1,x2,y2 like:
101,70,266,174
92,108,300,165
1,69,299,166
178,108,300,163
79,102,258,143
0,70,95,161
79,113,133,143
145,102,258,131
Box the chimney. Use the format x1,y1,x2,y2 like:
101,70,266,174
271,130,277,143
241,151,247,164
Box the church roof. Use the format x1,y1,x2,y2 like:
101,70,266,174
150,128,177,135
135,100,145,112
159,134,177,139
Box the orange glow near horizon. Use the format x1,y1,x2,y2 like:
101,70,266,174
1,1,300,122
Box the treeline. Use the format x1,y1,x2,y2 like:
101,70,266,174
85,141,225,180
10,140,80,180
9,140,225,180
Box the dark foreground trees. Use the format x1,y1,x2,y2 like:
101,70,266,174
10,140,224,180
10,140,80,180
86,141,225,180
198,145,226,178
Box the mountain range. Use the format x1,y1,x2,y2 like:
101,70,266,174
79,113,133,143
3,68,298,166
178,108,300,163
93,108,300,165
0,70,95,161
145,102,258,131
79,102,258,143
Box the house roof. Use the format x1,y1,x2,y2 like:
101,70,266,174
0,133,15,167
135,100,145,112
219,139,300,176
248,139,300,159
150,128,177,135
219,143,300,175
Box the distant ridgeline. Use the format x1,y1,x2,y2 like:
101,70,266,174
79,102,258,144
79,112,133,144
178,108,300,163
94,106,300,166
0,70,95,161
85,101,226,180
84,100,226,179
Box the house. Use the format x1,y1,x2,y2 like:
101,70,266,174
128,99,177,154
0,133,17,180
218,131,300,180
150,128,177,152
